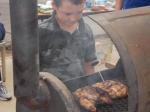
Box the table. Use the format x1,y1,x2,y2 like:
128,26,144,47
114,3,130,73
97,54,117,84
38,7,114,21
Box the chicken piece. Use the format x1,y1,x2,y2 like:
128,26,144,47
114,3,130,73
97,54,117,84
74,86,99,101
79,97,96,112
74,85,112,112
95,88,112,104
93,80,128,99
106,83,128,98
74,86,112,104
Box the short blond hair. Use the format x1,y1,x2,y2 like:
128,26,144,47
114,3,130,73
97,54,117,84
53,0,85,7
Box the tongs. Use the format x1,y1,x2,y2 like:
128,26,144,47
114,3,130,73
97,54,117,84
98,71,105,82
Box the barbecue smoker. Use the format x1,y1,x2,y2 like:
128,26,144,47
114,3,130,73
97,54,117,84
9,0,150,112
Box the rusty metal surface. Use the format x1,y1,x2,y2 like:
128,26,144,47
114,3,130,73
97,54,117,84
40,72,81,112
88,6,150,112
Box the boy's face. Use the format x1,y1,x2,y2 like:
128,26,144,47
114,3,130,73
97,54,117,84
53,0,84,27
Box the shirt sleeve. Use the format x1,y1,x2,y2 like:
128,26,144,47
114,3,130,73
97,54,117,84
84,24,99,66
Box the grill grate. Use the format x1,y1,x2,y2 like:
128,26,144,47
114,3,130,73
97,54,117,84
96,79,128,112
80,79,128,112
80,97,128,112
97,97,128,112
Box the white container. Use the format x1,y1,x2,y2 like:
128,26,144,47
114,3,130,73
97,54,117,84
46,0,52,8
95,0,107,6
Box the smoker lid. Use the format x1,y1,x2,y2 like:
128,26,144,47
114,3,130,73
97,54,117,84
88,6,150,112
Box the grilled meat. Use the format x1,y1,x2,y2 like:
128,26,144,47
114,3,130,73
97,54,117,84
73,80,128,111
95,87,112,104
79,97,96,112
74,86,112,104
73,86,112,111
74,86,99,101
93,80,128,99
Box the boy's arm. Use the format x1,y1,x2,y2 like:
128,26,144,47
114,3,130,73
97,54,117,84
115,0,123,10
84,62,95,75
84,60,99,75
83,23,99,75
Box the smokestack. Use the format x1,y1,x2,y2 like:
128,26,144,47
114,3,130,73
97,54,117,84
9,0,39,97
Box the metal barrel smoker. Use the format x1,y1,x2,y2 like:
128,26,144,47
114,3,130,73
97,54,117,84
9,0,150,111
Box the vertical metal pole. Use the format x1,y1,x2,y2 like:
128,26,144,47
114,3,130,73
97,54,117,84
9,0,39,98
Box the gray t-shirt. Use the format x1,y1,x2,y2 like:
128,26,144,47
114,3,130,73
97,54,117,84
39,14,97,81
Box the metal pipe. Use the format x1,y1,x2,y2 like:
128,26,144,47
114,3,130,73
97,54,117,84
9,0,39,98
